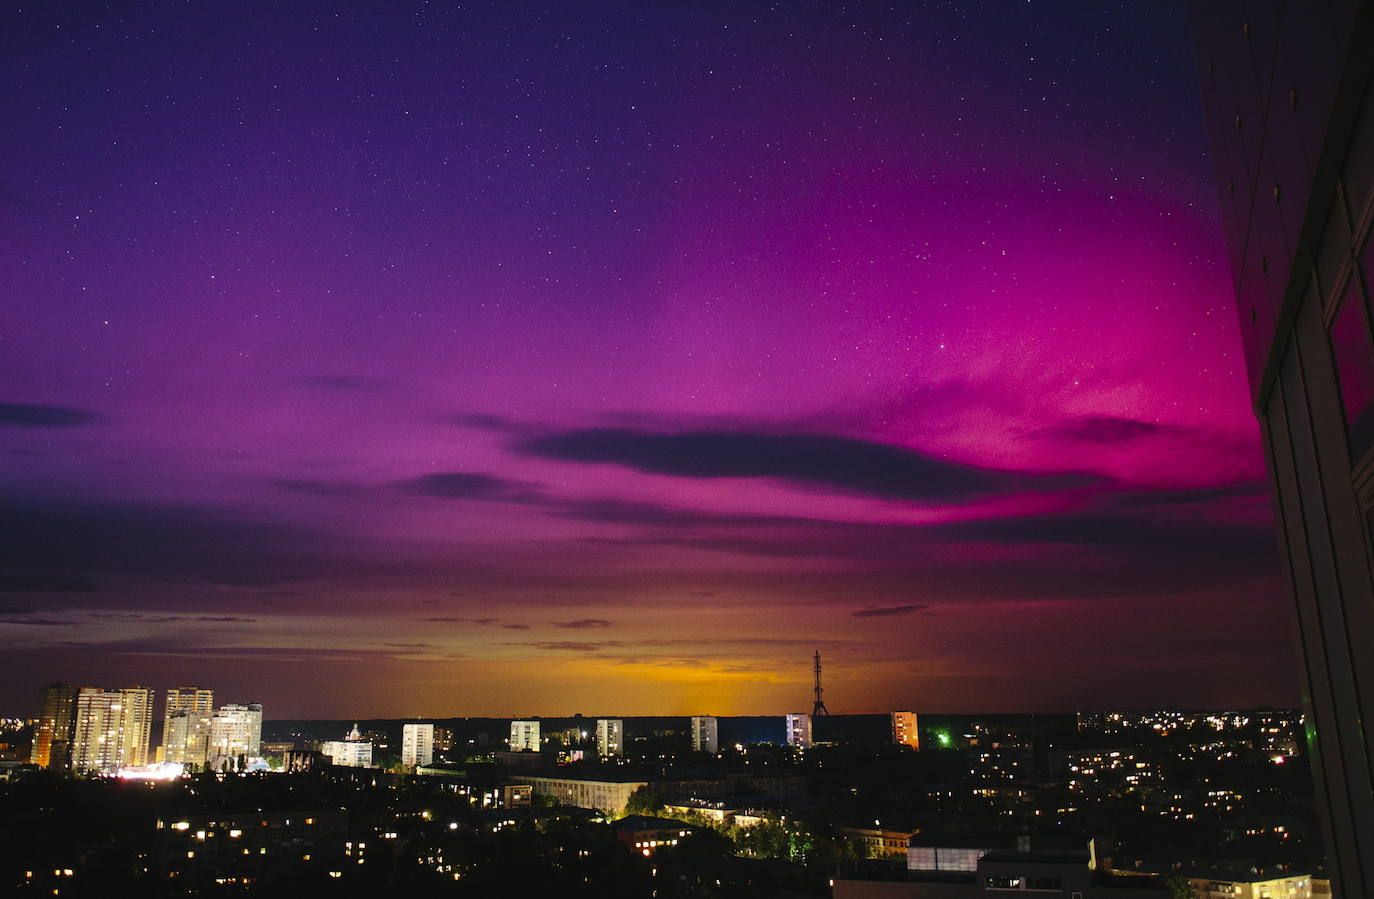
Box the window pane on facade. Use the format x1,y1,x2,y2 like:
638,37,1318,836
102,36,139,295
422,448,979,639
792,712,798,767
1330,281,1374,459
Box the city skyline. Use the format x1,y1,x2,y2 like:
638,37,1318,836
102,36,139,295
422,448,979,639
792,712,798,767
0,2,1292,719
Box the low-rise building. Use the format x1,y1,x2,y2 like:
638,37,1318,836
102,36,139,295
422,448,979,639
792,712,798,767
321,724,373,768
613,815,698,857
523,774,648,815
838,825,916,860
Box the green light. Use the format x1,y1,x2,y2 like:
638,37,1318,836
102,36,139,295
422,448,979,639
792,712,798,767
935,730,952,748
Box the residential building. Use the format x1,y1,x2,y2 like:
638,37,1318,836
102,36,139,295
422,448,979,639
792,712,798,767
893,711,920,749
30,683,77,770
837,826,915,860
321,724,372,768
402,722,434,768
162,686,214,765
596,718,624,757
206,703,262,766
785,712,812,749
690,716,718,754
510,719,540,752
1188,5,1374,894
837,846,1168,898
1187,869,1313,899
524,774,649,815
613,815,698,857
70,686,154,774
154,809,347,889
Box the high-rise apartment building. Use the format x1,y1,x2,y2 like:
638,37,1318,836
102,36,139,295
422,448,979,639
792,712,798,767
70,686,154,775
892,711,920,749
402,722,434,768
31,683,78,770
206,703,262,765
510,720,541,752
785,713,812,749
596,718,624,757
690,716,719,755
162,686,214,765
1188,5,1374,894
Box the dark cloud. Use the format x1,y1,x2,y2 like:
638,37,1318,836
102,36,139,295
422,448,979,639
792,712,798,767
0,494,354,590
0,615,75,627
272,478,367,497
423,616,498,625
853,603,927,618
1028,415,1183,444
295,375,393,392
90,612,257,623
552,497,798,528
502,623,531,630
525,641,622,652
555,618,612,629
0,574,100,593
397,472,539,502
516,427,1100,502
447,413,516,430
0,402,101,427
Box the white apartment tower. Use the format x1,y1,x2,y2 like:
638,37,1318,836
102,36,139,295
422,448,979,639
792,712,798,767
402,722,435,768
510,720,541,752
207,703,263,765
690,716,719,754
70,686,154,774
595,718,624,757
162,686,214,765
785,712,812,749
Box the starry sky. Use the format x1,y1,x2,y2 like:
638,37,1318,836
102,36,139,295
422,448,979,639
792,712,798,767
0,2,1293,719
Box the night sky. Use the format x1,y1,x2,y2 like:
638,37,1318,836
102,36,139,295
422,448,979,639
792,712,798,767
0,2,1292,718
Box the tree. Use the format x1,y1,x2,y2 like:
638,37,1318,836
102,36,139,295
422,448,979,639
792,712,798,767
625,786,664,815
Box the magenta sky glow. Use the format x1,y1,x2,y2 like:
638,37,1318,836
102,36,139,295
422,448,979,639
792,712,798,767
0,2,1291,718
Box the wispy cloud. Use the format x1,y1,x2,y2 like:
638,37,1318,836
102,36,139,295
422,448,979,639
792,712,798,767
555,618,612,629
853,603,927,618
0,402,102,427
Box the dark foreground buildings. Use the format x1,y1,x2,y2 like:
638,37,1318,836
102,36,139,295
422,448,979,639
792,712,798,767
1188,2,1374,895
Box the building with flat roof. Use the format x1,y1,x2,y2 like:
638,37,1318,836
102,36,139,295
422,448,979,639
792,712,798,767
70,686,153,775
162,687,214,765
595,718,623,757
510,719,540,752
207,703,261,767
31,683,77,770
1186,869,1313,899
785,713,812,749
523,774,649,815
321,724,372,768
402,722,434,768
690,716,718,754
613,815,698,857
893,711,920,750
837,825,915,860
836,846,1168,898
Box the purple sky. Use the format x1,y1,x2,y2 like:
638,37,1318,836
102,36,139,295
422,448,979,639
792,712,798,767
0,2,1293,718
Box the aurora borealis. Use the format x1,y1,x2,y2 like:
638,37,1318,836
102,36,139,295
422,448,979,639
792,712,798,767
0,2,1292,717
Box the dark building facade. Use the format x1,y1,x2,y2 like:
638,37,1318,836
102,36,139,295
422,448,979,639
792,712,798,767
1187,3,1374,896
30,682,77,770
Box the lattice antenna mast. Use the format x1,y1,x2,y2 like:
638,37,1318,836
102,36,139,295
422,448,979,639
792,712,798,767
812,650,830,716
